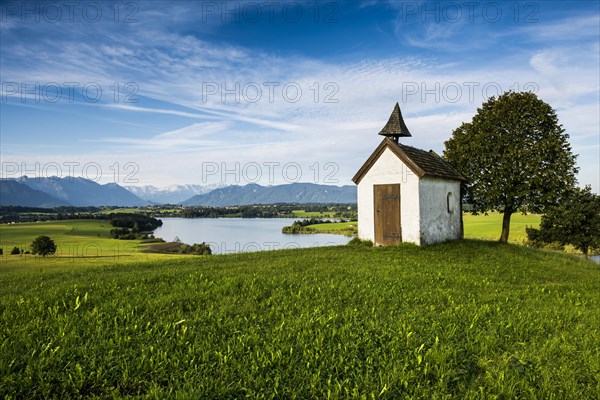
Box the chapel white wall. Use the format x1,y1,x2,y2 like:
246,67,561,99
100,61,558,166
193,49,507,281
356,147,421,245
418,177,462,245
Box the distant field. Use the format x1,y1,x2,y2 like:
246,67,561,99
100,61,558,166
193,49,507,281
0,220,176,270
308,221,358,235
0,220,114,250
291,209,338,218
97,208,149,214
306,212,541,244
463,212,541,243
97,208,182,215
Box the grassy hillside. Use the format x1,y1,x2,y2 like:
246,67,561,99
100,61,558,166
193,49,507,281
1,242,599,399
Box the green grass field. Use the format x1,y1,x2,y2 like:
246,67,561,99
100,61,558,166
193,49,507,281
0,220,175,271
0,220,119,251
305,212,541,244
1,242,599,398
1,215,599,398
463,212,541,243
308,221,358,235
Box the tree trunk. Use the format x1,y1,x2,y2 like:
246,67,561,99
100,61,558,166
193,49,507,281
582,246,589,259
499,209,512,243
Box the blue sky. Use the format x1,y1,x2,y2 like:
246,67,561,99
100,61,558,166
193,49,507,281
1,0,598,191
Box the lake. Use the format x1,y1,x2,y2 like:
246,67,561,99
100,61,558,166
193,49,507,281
153,218,353,254
153,218,600,261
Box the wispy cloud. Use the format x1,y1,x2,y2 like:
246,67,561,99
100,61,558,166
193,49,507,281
516,15,600,42
1,1,598,190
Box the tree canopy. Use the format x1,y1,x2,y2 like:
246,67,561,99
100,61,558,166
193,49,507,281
31,235,57,257
443,91,578,242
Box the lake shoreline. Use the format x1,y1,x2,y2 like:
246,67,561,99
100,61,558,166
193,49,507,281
152,217,352,255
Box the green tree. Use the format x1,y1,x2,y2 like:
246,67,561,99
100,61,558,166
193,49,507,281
31,235,57,257
527,186,600,257
10,246,20,255
444,91,578,242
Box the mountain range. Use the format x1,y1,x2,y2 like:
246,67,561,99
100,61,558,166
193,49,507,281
1,178,357,207
0,180,71,208
1,176,147,207
181,183,357,206
124,184,223,204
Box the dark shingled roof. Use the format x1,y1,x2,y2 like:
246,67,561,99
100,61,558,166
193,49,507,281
378,102,412,138
398,143,466,181
352,138,467,184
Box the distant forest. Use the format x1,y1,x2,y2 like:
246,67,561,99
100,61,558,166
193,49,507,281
0,204,357,223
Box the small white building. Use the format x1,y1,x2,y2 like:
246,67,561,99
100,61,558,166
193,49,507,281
352,103,466,246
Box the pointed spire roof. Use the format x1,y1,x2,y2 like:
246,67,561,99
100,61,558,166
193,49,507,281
378,102,412,138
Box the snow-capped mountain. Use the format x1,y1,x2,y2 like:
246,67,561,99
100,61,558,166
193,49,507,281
124,184,223,204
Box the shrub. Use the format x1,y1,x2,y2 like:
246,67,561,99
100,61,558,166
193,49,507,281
178,244,193,254
192,242,212,256
178,242,212,255
544,242,565,251
347,238,373,247
526,186,600,257
10,246,20,255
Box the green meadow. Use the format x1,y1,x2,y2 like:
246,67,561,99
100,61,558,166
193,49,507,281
0,220,142,257
305,212,540,243
463,212,542,243
0,220,172,271
1,214,599,399
307,221,358,235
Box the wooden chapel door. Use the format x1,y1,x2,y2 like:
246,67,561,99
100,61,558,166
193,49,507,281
374,184,401,245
